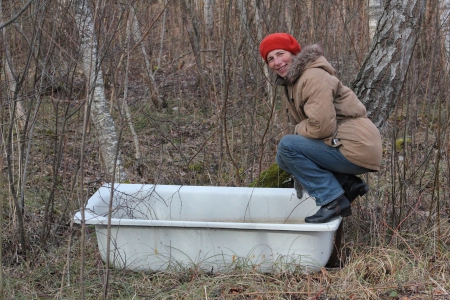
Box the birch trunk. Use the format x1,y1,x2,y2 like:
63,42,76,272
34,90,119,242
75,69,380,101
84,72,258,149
130,5,163,109
0,0,27,260
73,0,128,182
368,0,383,39
440,0,450,60
125,14,141,161
353,0,427,129
2,23,26,130
204,0,213,37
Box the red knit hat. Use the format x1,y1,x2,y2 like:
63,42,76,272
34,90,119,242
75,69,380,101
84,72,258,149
259,33,301,63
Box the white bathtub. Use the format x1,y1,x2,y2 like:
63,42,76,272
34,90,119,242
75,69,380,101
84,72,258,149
74,184,341,272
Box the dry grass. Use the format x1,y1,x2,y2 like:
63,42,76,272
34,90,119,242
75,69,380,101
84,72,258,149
2,218,450,299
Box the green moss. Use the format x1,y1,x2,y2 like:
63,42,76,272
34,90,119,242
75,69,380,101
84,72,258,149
249,163,292,188
189,163,203,172
395,137,411,151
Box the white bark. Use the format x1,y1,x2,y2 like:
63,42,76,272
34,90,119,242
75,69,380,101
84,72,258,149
0,0,27,260
131,6,155,82
353,0,427,129
157,0,168,68
3,55,26,131
440,0,450,60
369,0,383,39
1,21,26,130
125,15,141,161
73,0,128,182
130,5,163,108
204,0,213,36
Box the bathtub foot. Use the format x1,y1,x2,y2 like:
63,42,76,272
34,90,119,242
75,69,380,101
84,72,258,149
326,220,344,268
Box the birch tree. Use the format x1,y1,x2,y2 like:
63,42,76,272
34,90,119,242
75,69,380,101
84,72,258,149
440,0,450,61
129,5,164,109
1,0,30,130
204,0,213,37
73,0,128,182
2,46,26,130
0,0,39,259
123,12,141,162
368,0,383,39
353,0,427,129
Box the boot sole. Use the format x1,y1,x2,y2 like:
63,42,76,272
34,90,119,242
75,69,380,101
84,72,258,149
305,208,352,223
340,208,352,218
348,185,370,203
359,185,370,197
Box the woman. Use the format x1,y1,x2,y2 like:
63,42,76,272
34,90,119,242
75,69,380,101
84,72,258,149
259,33,382,223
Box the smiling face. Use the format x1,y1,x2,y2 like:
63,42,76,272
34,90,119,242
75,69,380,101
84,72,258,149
266,49,294,78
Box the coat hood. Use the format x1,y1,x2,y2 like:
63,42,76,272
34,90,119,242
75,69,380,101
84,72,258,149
285,44,336,85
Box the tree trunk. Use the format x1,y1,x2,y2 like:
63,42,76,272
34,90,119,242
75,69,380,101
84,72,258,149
130,5,163,109
440,0,450,60
353,0,427,129
0,0,28,260
73,0,128,183
0,140,3,299
254,0,274,104
368,0,383,39
180,0,203,76
204,0,213,37
2,18,26,130
125,14,141,161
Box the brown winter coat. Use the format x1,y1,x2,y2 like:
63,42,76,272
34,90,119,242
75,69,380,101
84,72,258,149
276,44,382,171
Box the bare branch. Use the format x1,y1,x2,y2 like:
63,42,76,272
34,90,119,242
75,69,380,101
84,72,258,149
0,0,34,30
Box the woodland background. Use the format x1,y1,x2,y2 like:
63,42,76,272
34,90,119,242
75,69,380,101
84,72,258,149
1,0,450,299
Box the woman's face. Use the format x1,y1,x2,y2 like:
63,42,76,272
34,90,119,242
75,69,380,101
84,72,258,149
266,49,294,78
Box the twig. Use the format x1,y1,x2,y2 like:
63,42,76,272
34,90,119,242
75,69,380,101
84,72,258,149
380,218,419,260
0,0,33,30
394,187,432,233
429,277,449,295
312,288,325,300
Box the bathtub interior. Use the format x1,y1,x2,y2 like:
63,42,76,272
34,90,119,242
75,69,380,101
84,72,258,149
82,183,322,224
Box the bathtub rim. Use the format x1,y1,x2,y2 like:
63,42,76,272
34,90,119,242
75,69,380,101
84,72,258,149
73,183,342,232
74,210,341,232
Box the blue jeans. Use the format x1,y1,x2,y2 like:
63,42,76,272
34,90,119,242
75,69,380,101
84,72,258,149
276,134,371,206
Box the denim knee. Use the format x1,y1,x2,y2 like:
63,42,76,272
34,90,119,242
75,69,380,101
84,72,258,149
276,136,292,165
277,135,296,154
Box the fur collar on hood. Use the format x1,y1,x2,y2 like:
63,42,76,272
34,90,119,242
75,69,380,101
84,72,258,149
284,44,327,85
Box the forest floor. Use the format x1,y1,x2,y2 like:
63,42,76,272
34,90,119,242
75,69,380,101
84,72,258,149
3,101,450,300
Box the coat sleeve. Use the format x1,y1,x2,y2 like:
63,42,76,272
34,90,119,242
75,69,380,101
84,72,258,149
294,73,337,139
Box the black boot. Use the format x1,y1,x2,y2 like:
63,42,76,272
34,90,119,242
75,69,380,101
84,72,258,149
343,175,369,203
305,194,352,223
